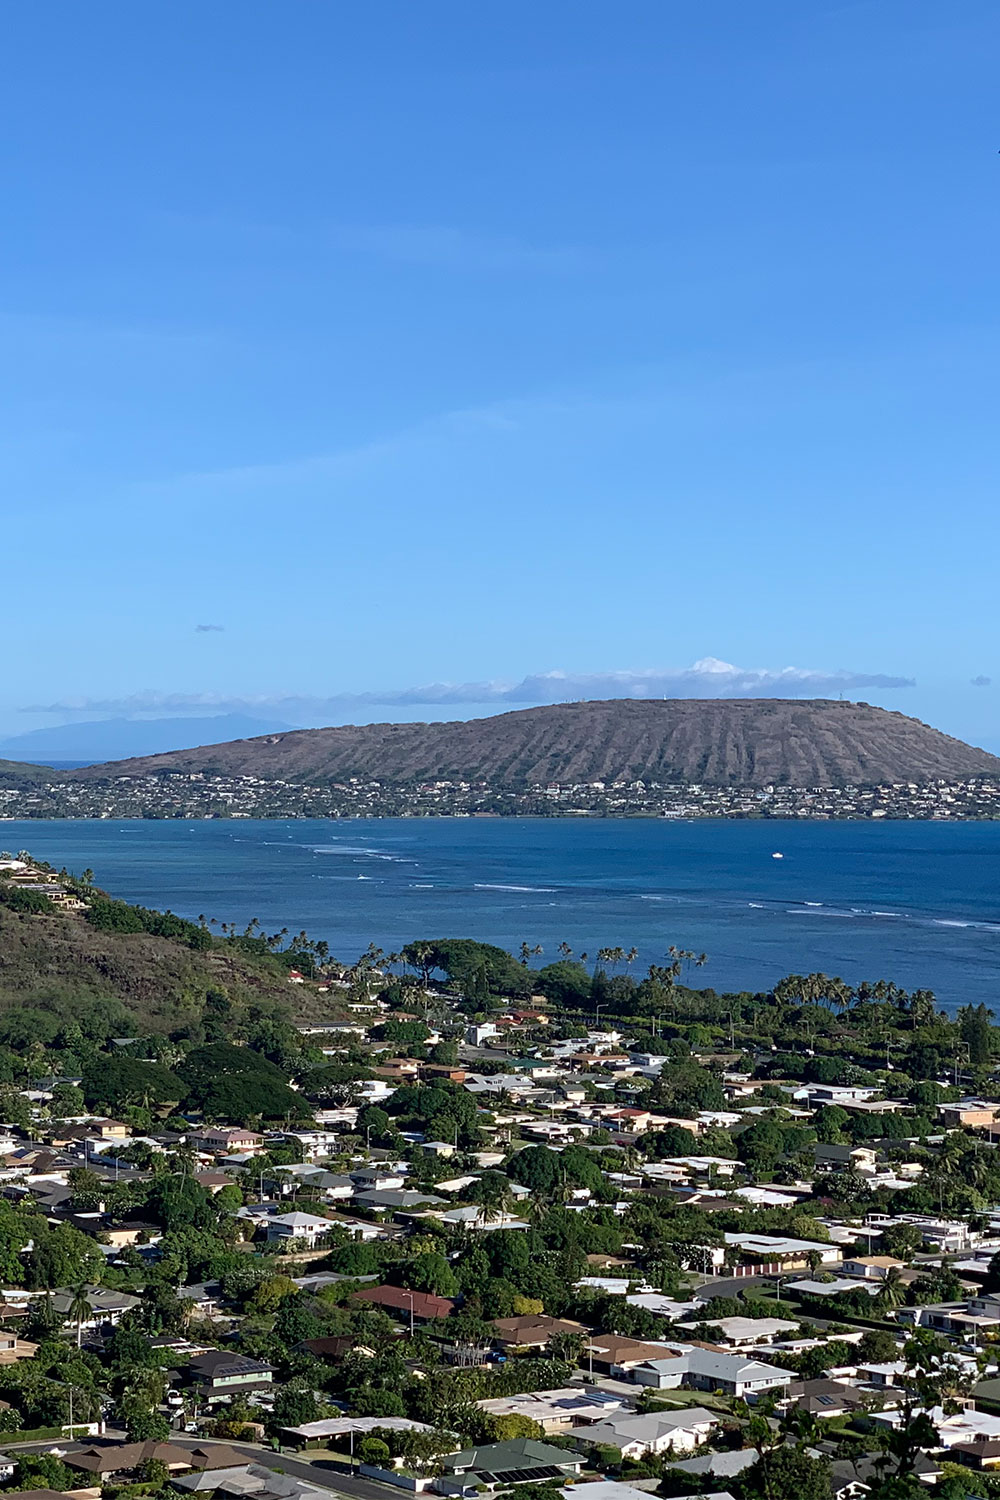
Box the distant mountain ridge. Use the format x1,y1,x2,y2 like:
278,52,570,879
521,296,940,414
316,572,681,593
62,698,1000,789
0,714,296,766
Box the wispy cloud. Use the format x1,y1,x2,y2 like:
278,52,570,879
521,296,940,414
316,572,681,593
327,223,591,274
135,398,521,498
22,658,915,720
155,210,591,275
195,624,225,633
971,675,992,687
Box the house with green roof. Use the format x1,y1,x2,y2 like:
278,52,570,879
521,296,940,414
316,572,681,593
439,1438,584,1491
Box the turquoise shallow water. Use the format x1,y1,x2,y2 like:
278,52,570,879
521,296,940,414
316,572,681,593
3,818,1000,1010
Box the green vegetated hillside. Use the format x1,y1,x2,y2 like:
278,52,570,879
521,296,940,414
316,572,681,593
0,758,45,786
0,887,315,1036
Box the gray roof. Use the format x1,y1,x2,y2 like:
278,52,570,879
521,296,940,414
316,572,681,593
830,1455,940,1485
646,1348,789,1383
50,1285,140,1315
173,1463,333,1500
814,1143,871,1162
354,1189,446,1209
444,1439,582,1473
665,1450,758,1478
570,1410,717,1446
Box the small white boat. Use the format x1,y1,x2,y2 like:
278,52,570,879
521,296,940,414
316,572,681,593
771,852,784,859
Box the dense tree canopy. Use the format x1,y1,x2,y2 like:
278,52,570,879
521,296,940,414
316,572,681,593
81,1055,184,1113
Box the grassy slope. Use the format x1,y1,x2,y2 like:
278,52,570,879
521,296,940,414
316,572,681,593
0,904,301,1031
0,759,45,785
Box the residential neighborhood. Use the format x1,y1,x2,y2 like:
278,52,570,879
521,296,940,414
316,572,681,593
0,871,999,1500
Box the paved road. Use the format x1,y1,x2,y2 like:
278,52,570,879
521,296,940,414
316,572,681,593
691,1275,850,1333
693,1276,770,1300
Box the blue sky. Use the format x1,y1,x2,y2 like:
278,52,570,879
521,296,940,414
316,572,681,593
4,1,999,747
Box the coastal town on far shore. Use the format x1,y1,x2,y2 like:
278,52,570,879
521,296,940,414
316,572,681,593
3,772,1000,821
0,855,999,1500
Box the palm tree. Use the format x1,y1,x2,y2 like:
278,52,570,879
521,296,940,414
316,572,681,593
548,1330,585,1366
68,1284,92,1348
876,1266,906,1312
826,977,852,1015
474,1172,515,1228
411,943,434,989
523,1195,550,1229
909,989,938,1027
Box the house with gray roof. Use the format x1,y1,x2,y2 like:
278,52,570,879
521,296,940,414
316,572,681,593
353,1189,446,1213
568,1408,718,1458
632,1347,790,1399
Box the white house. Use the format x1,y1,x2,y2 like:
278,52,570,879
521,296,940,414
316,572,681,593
723,1232,841,1271
477,1387,625,1434
263,1212,332,1247
677,1317,799,1347
569,1409,718,1458
632,1348,791,1399
841,1256,907,1282
872,1405,1000,1449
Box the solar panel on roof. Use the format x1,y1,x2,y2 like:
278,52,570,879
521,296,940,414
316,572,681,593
486,1469,565,1484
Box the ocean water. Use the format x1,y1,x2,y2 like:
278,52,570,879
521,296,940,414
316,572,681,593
2,818,999,1010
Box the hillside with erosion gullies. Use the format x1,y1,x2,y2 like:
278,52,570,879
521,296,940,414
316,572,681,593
64,697,1000,788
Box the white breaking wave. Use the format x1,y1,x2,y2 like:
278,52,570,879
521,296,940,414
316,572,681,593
473,883,556,893
310,845,414,862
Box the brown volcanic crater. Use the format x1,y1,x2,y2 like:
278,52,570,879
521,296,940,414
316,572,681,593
67,698,1000,789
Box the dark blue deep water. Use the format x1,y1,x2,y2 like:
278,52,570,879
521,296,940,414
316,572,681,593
3,819,999,1010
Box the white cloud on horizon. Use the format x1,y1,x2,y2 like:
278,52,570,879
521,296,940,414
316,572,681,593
21,658,916,720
